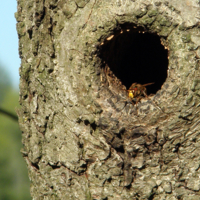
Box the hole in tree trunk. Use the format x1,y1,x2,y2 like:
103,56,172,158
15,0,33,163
98,24,169,95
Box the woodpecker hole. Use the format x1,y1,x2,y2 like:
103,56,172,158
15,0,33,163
98,24,169,95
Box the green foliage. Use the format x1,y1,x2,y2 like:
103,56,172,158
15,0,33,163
0,65,11,104
0,74,31,199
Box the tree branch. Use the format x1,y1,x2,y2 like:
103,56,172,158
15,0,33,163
0,108,18,121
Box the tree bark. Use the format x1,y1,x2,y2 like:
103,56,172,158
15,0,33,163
16,0,200,199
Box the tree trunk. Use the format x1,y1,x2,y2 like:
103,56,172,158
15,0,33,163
16,0,200,199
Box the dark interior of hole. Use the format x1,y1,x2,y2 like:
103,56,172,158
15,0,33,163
99,28,168,95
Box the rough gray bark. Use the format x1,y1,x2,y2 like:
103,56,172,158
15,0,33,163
16,0,200,199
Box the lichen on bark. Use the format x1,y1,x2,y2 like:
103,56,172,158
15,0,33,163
16,0,200,199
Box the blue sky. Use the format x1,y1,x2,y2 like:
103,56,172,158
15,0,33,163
0,0,20,89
